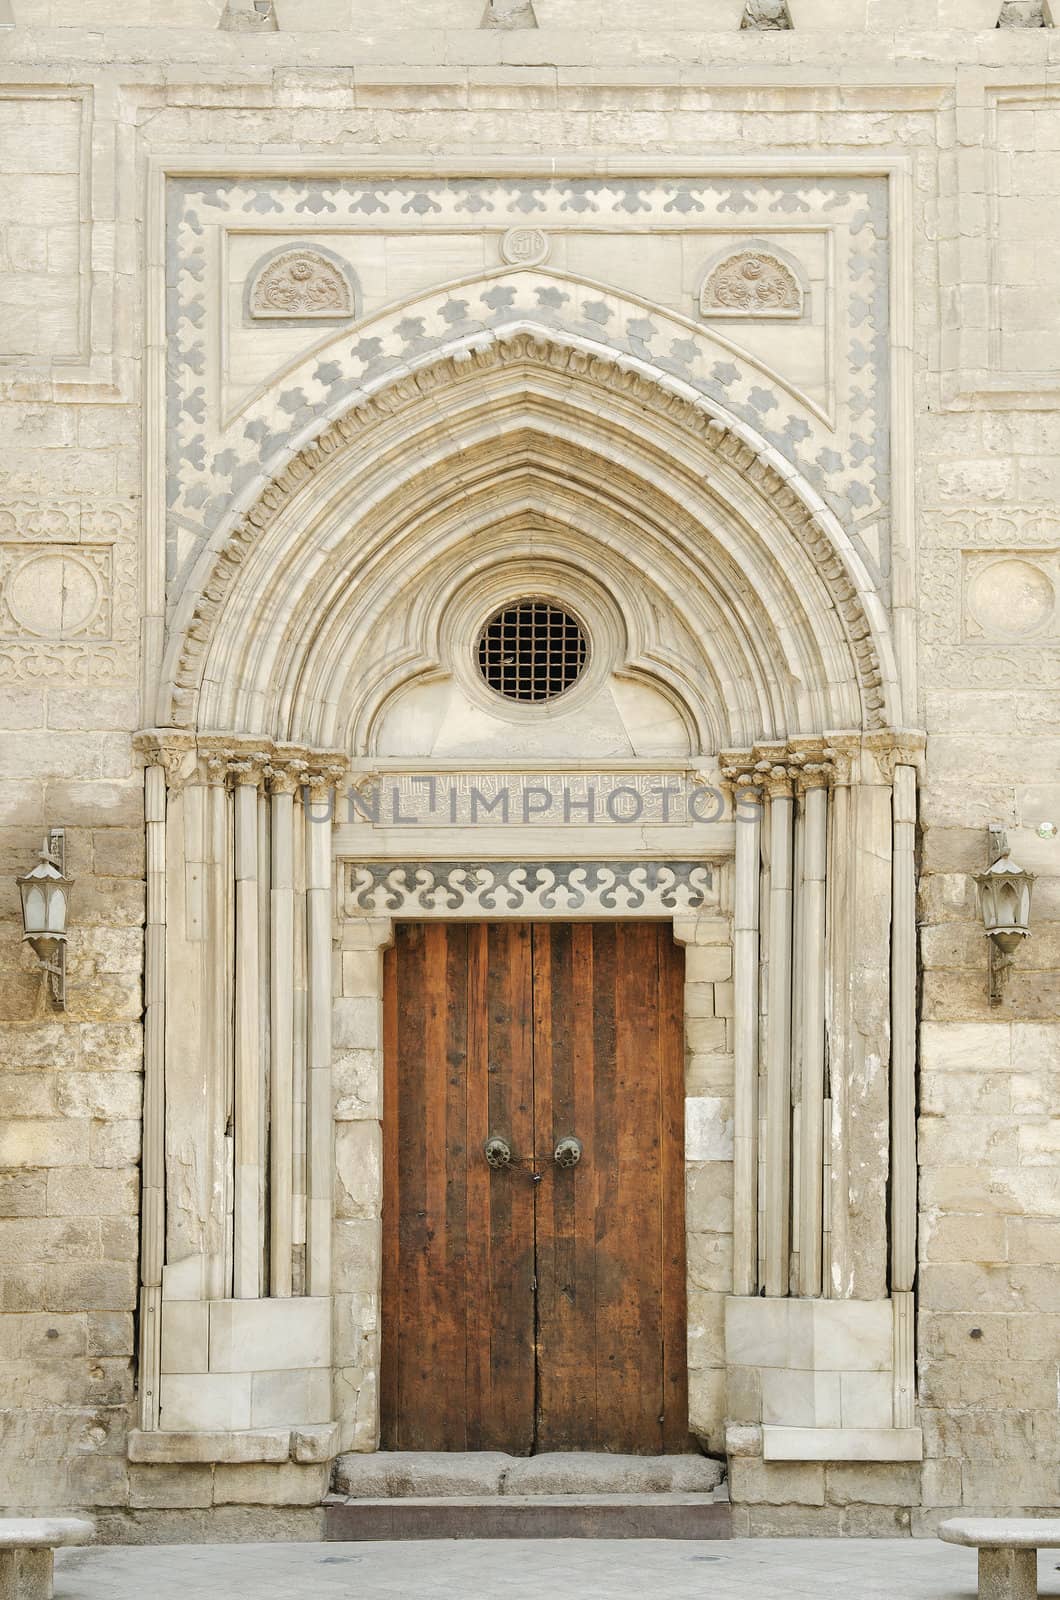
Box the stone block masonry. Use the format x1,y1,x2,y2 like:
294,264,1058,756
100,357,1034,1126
0,1,1058,1539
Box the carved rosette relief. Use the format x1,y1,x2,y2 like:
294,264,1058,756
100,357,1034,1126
700,249,803,319
249,248,355,321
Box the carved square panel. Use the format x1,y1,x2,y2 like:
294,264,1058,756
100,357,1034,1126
0,543,113,640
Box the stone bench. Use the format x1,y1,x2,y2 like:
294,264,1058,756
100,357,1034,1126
939,1517,1060,1600
0,1519,95,1600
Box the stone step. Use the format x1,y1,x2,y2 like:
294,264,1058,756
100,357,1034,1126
331,1450,725,1499
324,1492,731,1541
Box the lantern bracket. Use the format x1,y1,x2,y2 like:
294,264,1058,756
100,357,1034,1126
17,827,70,1010
974,826,1035,1007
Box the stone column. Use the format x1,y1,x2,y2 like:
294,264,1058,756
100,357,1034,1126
762,758,795,1299
132,732,196,1427
824,734,894,1302
891,760,918,1295
889,736,924,1424
795,762,830,1299
720,758,762,1299
305,759,346,1298
333,914,393,1454
232,752,269,1300
267,755,305,1298
201,750,233,1302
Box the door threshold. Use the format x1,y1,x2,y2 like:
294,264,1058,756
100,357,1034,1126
324,1491,731,1542
333,1450,725,1499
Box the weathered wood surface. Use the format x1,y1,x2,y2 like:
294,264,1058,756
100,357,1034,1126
382,921,688,1455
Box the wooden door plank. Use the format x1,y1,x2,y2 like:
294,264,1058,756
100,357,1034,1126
594,922,661,1452
484,922,536,1455
380,936,401,1442
659,925,692,1451
438,922,470,1450
382,922,536,1452
532,922,689,1455
534,922,599,1451
463,923,491,1449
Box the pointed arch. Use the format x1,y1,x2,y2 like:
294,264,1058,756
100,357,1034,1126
159,327,900,749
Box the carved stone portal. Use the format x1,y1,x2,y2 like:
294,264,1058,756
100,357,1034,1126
700,249,803,319
249,248,355,320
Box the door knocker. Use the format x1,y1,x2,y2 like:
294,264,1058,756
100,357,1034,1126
554,1135,583,1169
484,1135,513,1171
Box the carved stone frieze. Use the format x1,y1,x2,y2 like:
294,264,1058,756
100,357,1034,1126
344,859,717,917
249,247,354,321
700,250,803,319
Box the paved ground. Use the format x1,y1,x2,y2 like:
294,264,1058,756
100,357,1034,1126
54,1539,1060,1600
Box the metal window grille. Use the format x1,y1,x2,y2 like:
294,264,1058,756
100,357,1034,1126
477,600,588,703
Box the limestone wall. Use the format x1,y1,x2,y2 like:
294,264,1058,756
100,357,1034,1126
0,7,1058,1537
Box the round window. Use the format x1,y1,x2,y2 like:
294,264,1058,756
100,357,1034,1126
477,599,589,704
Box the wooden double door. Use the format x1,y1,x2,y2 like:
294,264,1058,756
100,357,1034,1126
381,921,689,1455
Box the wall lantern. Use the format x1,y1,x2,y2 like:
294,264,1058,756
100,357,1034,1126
974,827,1035,1005
17,830,72,1009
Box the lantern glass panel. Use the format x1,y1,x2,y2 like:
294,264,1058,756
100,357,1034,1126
21,884,46,935
47,887,67,935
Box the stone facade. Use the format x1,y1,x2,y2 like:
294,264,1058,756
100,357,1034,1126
0,1,1057,1542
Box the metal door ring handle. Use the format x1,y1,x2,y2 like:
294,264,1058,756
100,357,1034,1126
484,1136,513,1170
554,1136,582,1169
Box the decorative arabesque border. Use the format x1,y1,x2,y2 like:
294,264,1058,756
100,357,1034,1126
166,175,891,600
345,859,718,916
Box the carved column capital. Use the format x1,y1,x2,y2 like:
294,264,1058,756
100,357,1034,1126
133,730,199,794
757,762,795,800
266,745,311,795
719,747,756,787
862,728,928,785
821,731,863,788
304,750,350,803
228,753,271,788
822,728,927,787
786,736,834,795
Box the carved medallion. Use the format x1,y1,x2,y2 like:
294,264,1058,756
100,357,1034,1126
964,555,1057,641
500,227,550,267
249,248,355,320
0,546,112,639
700,249,803,319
